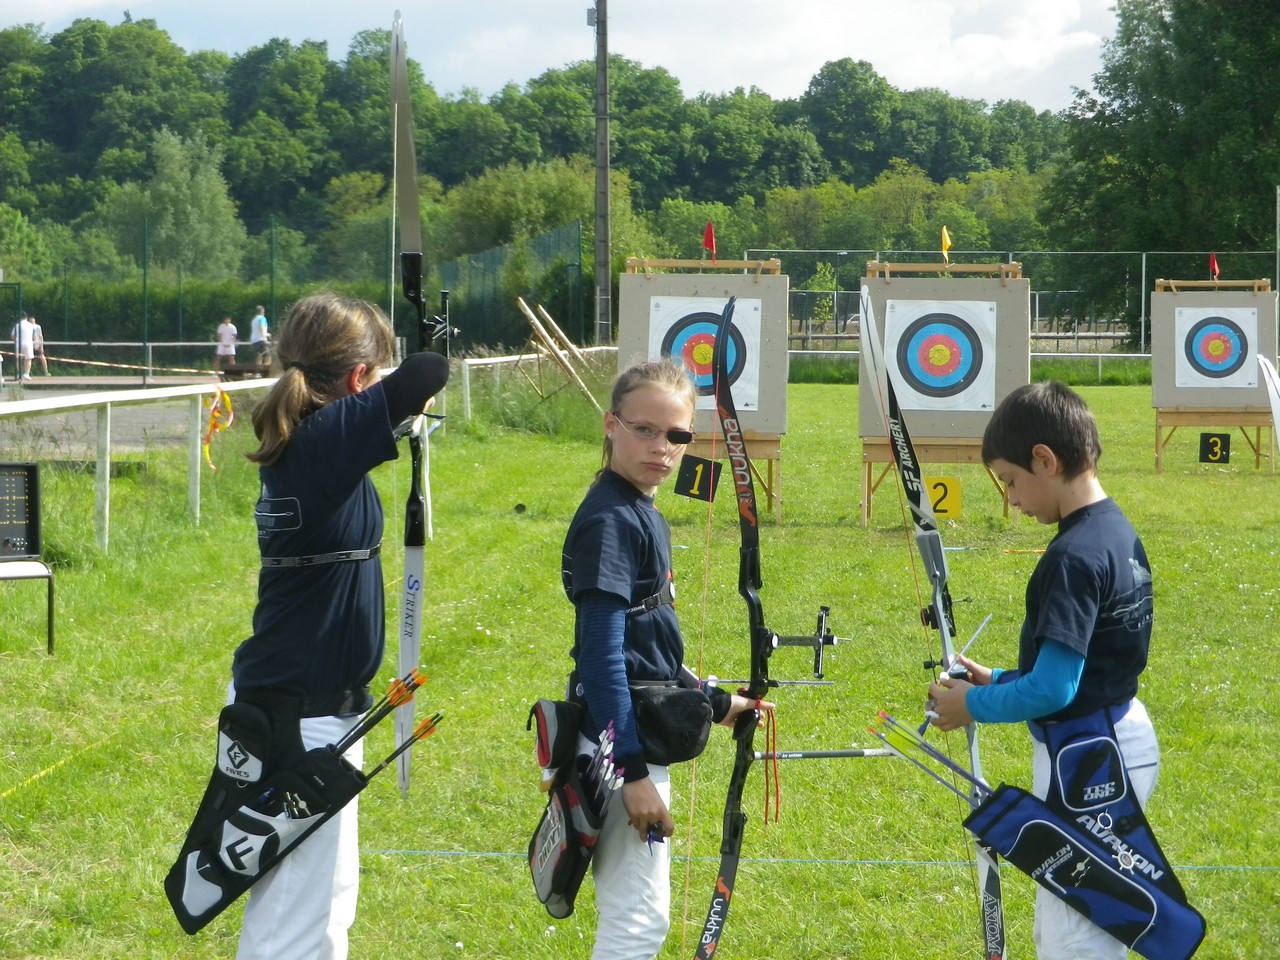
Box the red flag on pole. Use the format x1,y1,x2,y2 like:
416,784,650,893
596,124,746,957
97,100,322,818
1209,251,1220,280
703,220,717,264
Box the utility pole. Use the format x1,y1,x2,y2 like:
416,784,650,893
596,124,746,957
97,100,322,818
589,0,612,345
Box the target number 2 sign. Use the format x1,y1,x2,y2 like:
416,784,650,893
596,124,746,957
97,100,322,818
925,475,962,518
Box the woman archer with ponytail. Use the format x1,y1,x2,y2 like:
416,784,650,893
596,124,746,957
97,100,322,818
223,292,448,960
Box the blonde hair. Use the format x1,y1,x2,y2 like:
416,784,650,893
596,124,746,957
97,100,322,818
246,292,395,466
598,359,697,478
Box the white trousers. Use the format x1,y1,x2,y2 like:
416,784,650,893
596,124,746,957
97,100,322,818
227,684,363,960
581,736,672,960
1031,698,1160,960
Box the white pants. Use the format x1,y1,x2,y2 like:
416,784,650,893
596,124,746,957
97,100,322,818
227,684,363,960
1031,699,1160,960
581,736,672,960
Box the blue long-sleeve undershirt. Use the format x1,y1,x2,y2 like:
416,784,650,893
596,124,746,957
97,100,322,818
575,591,648,780
965,638,1085,724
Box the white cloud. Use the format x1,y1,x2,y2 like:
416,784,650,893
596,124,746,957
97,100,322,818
0,0,1115,111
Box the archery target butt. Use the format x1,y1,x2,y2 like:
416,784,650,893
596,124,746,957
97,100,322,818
858,276,1030,439
1150,288,1278,409
617,272,789,435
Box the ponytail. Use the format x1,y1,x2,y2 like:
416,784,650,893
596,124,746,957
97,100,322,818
246,293,395,466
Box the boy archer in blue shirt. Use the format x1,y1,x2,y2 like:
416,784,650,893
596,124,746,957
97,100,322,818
929,381,1163,960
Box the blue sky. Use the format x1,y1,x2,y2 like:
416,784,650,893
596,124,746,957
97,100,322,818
3,0,1116,112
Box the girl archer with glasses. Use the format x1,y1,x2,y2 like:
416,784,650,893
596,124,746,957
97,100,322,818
560,358,770,960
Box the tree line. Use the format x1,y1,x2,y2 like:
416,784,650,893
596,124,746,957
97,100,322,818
0,4,1272,342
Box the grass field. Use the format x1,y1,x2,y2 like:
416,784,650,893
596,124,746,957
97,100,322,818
1,377,1276,959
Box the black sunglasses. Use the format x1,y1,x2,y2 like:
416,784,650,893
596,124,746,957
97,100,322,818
614,414,694,446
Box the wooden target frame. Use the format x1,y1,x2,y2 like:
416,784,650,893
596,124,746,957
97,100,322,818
858,262,1029,523
1150,279,1279,472
618,258,789,517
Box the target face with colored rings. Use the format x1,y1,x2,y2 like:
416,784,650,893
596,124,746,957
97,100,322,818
660,312,747,395
1184,315,1247,378
894,313,984,398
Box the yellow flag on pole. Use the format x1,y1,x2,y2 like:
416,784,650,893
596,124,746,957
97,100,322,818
941,225,952,265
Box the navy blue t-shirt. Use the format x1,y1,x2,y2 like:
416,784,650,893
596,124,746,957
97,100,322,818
232,385,398,697
562,470,683,763
562,469,683,678
1018,497,1153,721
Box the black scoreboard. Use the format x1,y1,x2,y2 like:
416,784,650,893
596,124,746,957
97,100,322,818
0,462,41,559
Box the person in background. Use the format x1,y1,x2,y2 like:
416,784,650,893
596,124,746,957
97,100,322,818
29,314,49,376
10,312,35,381
250,305,271,366
214,316,237,372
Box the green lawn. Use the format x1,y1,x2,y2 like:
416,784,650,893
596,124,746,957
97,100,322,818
0,382,1275,959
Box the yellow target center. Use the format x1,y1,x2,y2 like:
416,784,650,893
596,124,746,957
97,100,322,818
1207,339,1226,359
927,343,954,367
692,342,714,366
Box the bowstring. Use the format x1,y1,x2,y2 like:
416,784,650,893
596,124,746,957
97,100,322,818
862,295,985,921
680,388,719,953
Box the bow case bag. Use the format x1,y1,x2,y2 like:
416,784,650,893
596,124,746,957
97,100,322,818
165,698,367,934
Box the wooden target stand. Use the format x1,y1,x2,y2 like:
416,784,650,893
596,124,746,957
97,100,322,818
513,296,603,415
1152,279,1275,473
625,257,786,520
861,438,1008,526
860,261,1019,525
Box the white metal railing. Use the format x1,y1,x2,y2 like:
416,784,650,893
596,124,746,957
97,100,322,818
0,379,276,552
458,345,615,419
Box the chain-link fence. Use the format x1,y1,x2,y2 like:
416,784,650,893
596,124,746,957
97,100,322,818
434,222,584,348
749,248,1279,354
14,217,586,370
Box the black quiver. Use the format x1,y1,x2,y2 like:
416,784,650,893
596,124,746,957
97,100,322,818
164,699,367,934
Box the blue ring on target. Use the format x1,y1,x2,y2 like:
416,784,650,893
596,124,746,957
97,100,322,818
1183,316,1247,379
659,311,746,396
894,312,984,398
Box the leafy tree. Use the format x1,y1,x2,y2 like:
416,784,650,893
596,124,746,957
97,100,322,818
646,196,759,260
1045,0,1280,250
36,19,225,185
223,39,344,224
853,160,940,248
95,128,246,278
0,24,48,133
430,90,523,186
241,222,317,285
987,99,1063,172
799,59,898,185
959,168,1049,251
886,88,992,184
0,201,55,279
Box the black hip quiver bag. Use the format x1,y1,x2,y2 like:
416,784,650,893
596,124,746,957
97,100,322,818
629,682,712,766
164,696,368,934
526,697,610,919
528,751,608,919
965,708,1206,960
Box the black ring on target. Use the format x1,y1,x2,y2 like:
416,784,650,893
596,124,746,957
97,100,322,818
659,311,746,396
1183,315,1247,379
893,312,984,398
